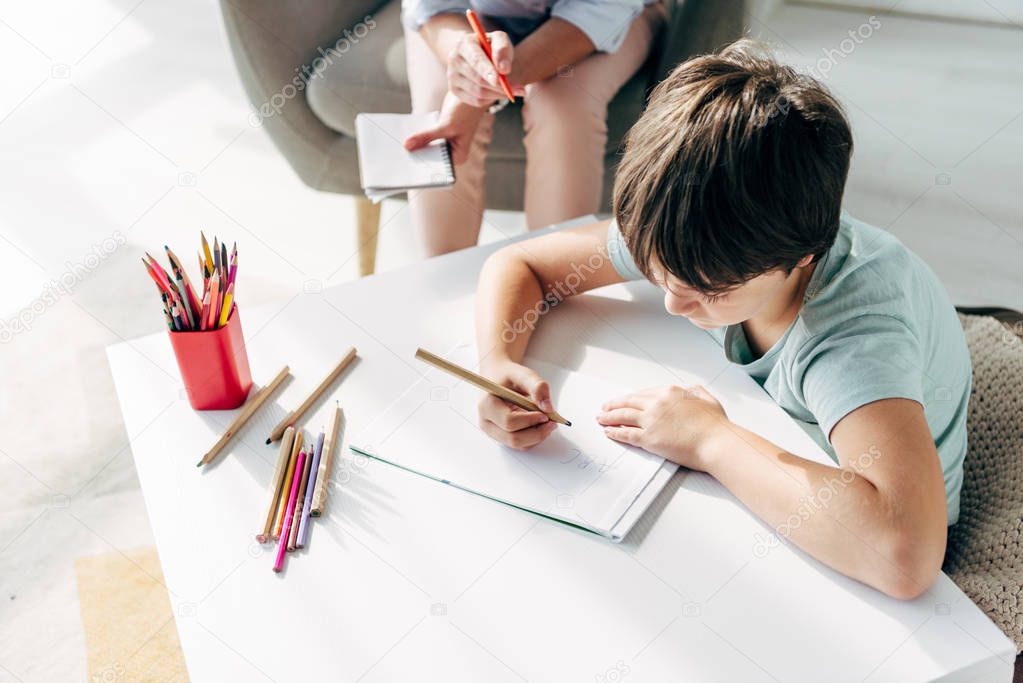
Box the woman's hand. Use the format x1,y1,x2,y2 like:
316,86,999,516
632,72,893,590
447,30,522,107
404,92,486,164
477,358,558,450
597,385,731,470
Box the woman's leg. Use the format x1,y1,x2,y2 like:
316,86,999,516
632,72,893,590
521,6,665,230
405,26,494,256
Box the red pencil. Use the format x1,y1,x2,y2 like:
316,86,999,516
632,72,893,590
465,9,515,102
142,260,172,296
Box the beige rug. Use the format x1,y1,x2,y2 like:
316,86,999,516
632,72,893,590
74,547,189,682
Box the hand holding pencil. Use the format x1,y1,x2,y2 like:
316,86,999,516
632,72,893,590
458,10,518,105
415,348,568,451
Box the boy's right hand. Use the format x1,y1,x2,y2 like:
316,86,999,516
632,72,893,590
477,359,558,450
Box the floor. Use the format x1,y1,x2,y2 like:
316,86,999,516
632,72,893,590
0,1,1019,680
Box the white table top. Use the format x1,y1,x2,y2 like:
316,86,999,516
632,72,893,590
108,219,1015,682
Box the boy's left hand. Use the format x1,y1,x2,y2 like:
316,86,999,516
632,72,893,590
597,385,730,471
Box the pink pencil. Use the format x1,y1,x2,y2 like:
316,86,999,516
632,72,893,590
273,450,306,573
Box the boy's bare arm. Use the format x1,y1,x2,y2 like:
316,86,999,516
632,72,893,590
475,219,624,367
473,220,625,449
602,390,946,599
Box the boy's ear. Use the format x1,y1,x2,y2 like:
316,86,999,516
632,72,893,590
796,254,815,268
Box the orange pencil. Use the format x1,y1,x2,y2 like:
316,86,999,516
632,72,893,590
206,274,220,329
465,9,515,102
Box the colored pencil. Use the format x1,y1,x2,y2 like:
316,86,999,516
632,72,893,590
197,365,290,467
172,275,195,330
200,290,210,331
273,429,303,539
143,259,172,296
201,231,214,273
273,450,306,573
414,347,572,425
266,347,357,443
218,283,234,328
207,274,221,330
466,9,516,102
170,302,182,331
297,431,323,545
215,277,225,328
287,448,314,552
166,245,201,316
228,243,237,287
145,252,174,292
258,426,294,542
311,404,342,517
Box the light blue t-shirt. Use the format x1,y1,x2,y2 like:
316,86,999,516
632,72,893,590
607,214,972,524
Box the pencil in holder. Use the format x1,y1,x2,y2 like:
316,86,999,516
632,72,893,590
169,307,253,410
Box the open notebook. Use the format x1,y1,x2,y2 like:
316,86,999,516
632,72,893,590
350,346,677,541
355,112,455,203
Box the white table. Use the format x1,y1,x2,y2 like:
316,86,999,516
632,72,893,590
108,219,1015,682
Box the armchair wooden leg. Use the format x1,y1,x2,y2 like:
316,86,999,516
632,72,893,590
356,197,382,277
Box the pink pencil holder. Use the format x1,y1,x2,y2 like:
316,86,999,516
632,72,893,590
168,307,253,410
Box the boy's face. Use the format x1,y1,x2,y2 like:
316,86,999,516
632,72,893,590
649,260,801,330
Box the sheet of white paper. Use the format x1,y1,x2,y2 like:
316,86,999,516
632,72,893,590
351,345,667,537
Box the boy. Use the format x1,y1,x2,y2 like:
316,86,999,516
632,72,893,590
473,40,970,600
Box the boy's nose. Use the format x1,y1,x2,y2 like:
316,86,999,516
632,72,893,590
663,291,699,317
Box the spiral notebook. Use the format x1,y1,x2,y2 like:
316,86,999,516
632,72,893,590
355,112,455,203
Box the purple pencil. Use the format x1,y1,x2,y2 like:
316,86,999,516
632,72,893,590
296,432,324,549
273,450,306,573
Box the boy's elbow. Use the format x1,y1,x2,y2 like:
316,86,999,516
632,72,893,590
873,529,946,601
482,245,522,275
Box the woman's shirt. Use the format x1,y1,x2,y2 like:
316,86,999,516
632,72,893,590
402,0,649,53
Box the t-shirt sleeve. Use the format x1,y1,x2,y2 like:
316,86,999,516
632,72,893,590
606,218,644,281
795,314,925,443
550,0,644,53
401,0,471,30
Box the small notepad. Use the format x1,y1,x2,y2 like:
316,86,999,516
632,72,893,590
355,112,455,203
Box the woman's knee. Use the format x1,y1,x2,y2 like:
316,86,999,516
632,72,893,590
522,78,609,141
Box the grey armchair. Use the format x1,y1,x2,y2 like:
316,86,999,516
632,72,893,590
219,0,744,275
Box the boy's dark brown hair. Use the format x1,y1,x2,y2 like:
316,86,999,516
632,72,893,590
613,39,853,294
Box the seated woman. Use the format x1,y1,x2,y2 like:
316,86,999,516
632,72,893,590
402,0,665,256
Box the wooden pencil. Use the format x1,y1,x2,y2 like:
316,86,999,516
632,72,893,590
197,365,290,467
310,404,343,517
287,449,314,552
257,426,294,542
414,348,571,426
273,429,303,539
265,347,357,443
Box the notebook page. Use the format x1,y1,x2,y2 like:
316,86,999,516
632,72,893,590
351,346,665,536
355,112,453,194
